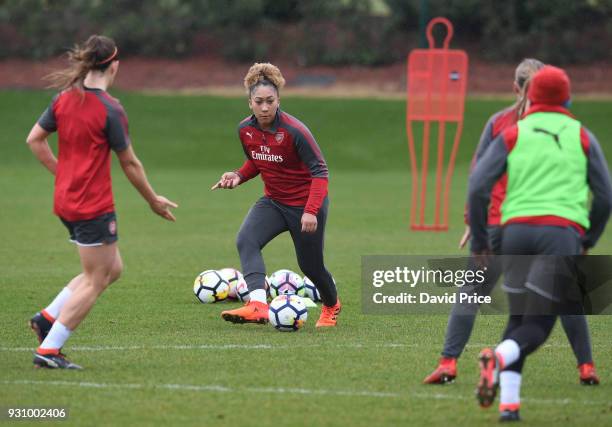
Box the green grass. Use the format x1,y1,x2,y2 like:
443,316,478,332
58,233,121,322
1,91,611,426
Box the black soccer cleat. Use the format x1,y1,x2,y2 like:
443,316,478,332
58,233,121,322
29,312,53,344
33,352,82,370
499,409,521,422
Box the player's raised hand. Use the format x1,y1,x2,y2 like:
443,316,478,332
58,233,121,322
150,195,178,221
211,172,241,190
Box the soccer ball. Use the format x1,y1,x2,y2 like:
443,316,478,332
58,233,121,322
268,269,305,298
268,295,308,332
235,280,250,303
193,270,230,303
235,276,270,303
303,276,321,302
219,268,245,300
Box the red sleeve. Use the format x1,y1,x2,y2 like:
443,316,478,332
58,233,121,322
466,126,516,226
235,160,259,184
580,127,590,155
304,177,328,215
501,126,519,152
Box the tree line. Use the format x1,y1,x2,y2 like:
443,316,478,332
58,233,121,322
1,0,610,65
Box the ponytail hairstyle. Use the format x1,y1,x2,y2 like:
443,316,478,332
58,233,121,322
514,58,544,117
44,35,119,92
244,63,286,98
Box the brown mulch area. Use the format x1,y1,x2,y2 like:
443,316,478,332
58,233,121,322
1,56,611,96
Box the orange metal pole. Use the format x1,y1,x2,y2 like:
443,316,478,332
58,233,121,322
419,120,430,227
407,121,419,229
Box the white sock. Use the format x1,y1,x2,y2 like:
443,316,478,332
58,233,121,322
249,289,267,304
44,287,73,320
500,371,522,406
39,321,72,350
495,339,520,367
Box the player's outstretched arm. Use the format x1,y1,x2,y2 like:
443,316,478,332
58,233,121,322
211,171,241,190
212,159,259,190
26,123,57,175
116,145,178,221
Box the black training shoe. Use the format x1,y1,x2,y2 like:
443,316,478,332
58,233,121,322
499,409,520,422
33,352,82,370
29,312,53,344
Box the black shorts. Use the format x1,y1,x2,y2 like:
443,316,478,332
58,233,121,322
60,212,118,246
501,224,582,305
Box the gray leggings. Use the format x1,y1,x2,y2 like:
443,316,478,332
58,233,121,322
236,196,338,306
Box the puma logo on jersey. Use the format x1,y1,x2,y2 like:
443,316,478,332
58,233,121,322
246,131,253,139
533,125,568,149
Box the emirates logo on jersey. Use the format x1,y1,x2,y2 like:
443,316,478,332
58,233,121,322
251,146,284,163
274,132,285,144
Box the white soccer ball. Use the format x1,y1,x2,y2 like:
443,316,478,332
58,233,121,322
303,276,321,302
268,295,308,332
268,269,305,298
193,270,230,303
219,268,245,300
235,277,270,303
235,280,250,303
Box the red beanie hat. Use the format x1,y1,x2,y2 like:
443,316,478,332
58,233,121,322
527,65,571,106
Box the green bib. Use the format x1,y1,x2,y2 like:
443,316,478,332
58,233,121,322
502,112,589,228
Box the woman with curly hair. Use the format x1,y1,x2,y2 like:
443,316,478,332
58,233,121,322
213,63,341,327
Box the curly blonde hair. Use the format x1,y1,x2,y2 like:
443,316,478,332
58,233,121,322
244,63,286,96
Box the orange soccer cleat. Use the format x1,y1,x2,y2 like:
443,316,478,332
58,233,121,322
476,348,500,408
315,299,342,328
579,362,600,385
498,403,521,422
423,357,457,384
221,301,269,324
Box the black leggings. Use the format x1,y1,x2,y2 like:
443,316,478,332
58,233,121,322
502,303,556,373
501,224,591,373
236,196,337,306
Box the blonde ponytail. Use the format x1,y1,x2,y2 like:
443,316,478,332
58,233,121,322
514,58,544,117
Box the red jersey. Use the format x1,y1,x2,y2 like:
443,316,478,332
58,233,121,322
235,110,328,215
467,106,518,225
37,87,130,221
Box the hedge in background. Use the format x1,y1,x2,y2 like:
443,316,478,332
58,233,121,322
1,0,610,65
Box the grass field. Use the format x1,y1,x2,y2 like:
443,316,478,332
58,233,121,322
1,91,611,426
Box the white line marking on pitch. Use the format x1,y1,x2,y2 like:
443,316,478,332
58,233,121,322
0,342,581,352
2,380,398,399
2,380,609,406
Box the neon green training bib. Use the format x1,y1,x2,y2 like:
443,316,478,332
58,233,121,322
502,112,589,228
